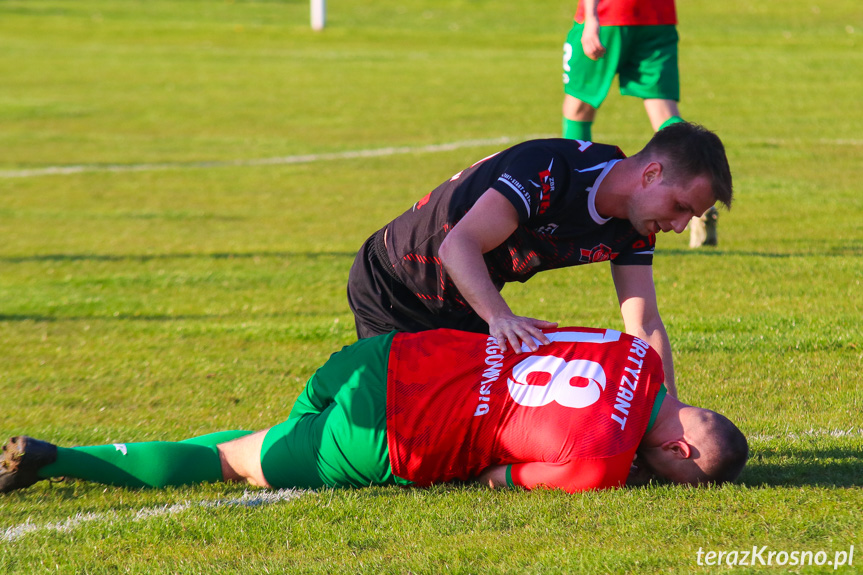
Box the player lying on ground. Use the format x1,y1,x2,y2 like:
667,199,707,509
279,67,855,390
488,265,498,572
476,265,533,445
1,327,748,494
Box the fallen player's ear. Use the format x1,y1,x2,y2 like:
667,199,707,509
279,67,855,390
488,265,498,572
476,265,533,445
661,439,691,459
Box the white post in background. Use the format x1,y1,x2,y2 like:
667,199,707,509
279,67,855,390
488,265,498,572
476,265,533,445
311,0,326,30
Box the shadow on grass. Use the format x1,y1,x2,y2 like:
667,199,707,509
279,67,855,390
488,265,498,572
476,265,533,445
3,243,859,265
741,446,863,488
0,313,216,322
0,251,357,264
658,244,862,258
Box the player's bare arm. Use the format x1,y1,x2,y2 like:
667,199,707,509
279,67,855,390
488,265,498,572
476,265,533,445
611,263,677,396
580,0,605,60
438,189,558,353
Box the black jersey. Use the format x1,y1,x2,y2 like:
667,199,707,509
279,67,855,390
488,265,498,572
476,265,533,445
383,139,655,314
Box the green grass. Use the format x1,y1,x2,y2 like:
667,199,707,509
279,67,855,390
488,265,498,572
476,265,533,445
1,0,861,573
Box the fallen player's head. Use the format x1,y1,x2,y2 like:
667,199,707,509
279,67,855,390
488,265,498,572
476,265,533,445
637,402,749,486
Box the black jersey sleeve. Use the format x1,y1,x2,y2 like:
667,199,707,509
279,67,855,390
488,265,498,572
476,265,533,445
489,146,571,224
611,233,656,266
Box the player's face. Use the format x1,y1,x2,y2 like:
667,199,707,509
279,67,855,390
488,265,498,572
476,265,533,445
638,445,700,486
628,173,716,237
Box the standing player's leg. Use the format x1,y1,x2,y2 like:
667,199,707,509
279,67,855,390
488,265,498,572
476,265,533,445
618,24,682,131
644,99,683,132
562,24,621,141
562,95,597,141
688,205,719,248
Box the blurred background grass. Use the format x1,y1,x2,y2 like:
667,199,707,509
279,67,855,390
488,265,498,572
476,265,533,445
0,0,860,572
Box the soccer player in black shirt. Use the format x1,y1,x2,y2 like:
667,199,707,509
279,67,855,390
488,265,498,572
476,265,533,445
347,122,732,396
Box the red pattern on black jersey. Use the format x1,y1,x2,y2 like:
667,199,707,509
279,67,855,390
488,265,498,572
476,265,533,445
580,243,617,263
386,327,665,492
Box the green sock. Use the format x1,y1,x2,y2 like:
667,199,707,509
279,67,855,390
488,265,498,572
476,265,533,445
38,430,252,488
562,117,592,141
658,115,685,131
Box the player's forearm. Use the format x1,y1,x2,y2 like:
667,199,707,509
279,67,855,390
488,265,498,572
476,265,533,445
438,236,512,326
634,324,676,396
611,265,675,393
582,0,600,22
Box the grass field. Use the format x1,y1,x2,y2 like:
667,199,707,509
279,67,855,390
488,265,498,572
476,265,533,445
1,0,861,572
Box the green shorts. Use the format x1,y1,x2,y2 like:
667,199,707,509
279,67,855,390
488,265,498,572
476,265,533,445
260,332,412,489
563,23,680,108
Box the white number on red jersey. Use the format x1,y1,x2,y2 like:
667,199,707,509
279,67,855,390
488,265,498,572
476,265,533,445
507,329,620,409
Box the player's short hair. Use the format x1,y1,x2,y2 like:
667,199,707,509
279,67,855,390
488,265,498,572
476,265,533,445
639,122,734,209
699,410,749,484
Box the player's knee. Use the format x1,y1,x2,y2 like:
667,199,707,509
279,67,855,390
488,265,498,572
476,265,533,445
563,95,597,121
217,429,272,487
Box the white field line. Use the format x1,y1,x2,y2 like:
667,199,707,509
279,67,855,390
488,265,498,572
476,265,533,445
0,136,859,180
0,135,550,179
3,427,861,542
1,488,307,543
749,427,863,441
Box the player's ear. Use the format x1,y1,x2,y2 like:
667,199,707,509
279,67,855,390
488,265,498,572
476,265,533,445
643,162,662,187
660,439,691,459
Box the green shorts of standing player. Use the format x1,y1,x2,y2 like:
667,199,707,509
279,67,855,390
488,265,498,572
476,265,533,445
562,22,682,139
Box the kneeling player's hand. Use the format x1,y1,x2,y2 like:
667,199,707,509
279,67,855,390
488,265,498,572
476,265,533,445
489,315,558,354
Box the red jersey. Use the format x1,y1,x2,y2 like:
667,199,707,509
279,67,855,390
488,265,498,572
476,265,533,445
575,0,677,26
386,327,665,493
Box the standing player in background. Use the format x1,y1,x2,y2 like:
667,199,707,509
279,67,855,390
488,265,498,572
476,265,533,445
561,0,719,247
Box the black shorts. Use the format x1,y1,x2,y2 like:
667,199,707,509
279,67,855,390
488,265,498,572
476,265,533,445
347,228,488,339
